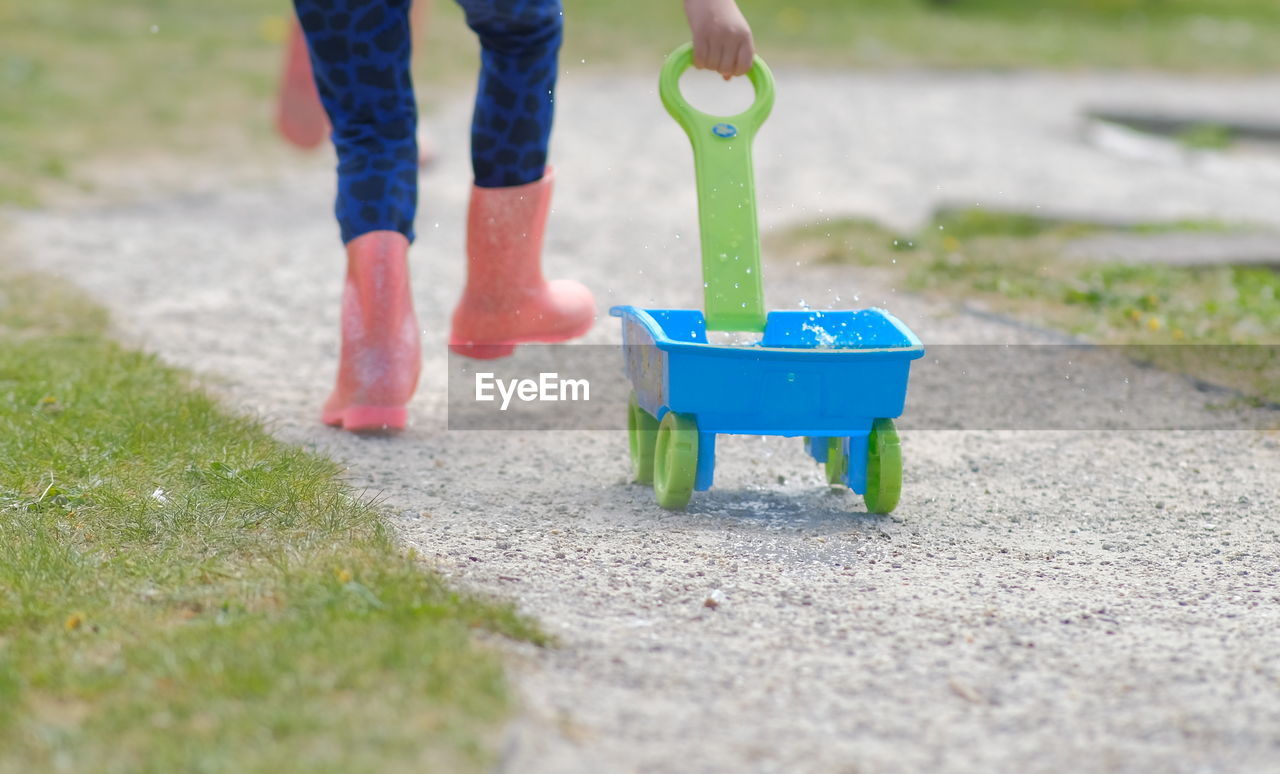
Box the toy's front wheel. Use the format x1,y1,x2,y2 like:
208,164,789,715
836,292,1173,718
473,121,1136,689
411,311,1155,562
628,392,659,484
653,411,699,510
864,418,902,514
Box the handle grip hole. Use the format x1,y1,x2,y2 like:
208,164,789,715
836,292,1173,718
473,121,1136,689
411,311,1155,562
676,68,756,118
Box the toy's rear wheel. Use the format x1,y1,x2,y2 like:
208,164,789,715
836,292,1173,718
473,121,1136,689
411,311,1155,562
864,418,902,514
628,392,659,484
653,411,698,510
824,438,847,485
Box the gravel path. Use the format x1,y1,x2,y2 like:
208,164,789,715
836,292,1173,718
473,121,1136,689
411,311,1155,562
9,70,1280,773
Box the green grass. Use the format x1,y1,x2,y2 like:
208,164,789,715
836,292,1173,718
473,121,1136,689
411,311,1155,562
777,212,1280,402
1177,123,1236,150
0,271,545,773
0,1,278,206
575,0,1280,72
5,0,1280,206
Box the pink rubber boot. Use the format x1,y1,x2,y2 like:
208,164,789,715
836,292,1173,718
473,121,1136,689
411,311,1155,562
449,169,595,359
276,20,329,151
322,231,422,432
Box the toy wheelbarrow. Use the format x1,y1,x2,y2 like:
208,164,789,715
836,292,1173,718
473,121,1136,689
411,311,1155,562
610,44,924,512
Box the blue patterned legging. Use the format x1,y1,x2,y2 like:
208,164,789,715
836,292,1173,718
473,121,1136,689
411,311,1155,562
294,0,562,244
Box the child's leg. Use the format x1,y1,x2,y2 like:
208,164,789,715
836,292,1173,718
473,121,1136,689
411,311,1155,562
295,0,422,431
294,0,419,244
449,0,595,359
278,1,437,166
456,0,560,187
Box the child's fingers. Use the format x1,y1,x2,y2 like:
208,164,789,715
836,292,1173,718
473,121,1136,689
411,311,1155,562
716,40,738,79
707,39,728,78
693,37,709,70
733,40,753,77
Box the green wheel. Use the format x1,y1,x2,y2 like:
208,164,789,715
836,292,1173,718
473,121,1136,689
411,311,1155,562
653,411,699,510
864,418,903,514
628,393,659,484
824,438,847,485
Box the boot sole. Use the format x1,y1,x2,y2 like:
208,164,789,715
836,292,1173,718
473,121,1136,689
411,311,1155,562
322,405,409,433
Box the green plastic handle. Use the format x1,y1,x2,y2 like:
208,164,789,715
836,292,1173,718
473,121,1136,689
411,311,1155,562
659,43,775,332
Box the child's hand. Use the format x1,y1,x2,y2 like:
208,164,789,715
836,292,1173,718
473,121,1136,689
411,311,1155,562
683,0,755,80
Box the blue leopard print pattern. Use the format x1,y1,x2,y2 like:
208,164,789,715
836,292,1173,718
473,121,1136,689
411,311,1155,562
458,0,562,188
295,0,562,244
295,0,418,244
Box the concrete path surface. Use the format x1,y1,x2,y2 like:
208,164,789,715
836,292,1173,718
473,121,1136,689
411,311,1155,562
9,69,1280,773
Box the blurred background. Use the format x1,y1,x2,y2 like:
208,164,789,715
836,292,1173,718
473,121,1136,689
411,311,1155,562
2,0,1277,395
3,0,1279,207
